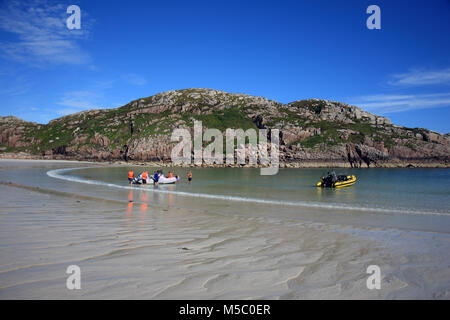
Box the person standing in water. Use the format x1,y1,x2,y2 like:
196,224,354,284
153,171,159,186
187,171,192,183
128,170,134,185
142,171,148,184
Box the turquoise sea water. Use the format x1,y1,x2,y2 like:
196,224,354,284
61,166,450,215
1,161,448,232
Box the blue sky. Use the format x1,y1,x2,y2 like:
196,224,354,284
0,0,449,133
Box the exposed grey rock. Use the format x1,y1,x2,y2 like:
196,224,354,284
0,89,448,167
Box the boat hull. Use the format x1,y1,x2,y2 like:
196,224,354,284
317,175,356,188
146,177,178,184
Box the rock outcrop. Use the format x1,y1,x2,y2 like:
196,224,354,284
1,88,449,167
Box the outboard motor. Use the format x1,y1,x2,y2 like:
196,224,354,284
322,171,337,187
132,176,143,185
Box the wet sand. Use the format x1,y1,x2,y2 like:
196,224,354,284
0,160,449,299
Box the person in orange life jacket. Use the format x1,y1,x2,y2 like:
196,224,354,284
142,171,148,184
128,170,134,184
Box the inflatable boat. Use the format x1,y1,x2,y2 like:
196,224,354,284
131,175,178,185
148,176,178,184
317,173,356,188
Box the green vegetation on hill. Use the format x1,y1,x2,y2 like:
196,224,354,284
184,107,258,131
1,88,447,165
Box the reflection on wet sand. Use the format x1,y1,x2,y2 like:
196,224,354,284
169,186,174,206
126,189,134,226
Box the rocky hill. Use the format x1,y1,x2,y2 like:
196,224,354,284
1,88,449,167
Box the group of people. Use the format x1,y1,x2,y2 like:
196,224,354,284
128,169,192,185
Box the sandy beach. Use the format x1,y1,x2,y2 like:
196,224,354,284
0,159,449,299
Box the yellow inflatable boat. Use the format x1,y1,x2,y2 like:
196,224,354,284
317,173,356,188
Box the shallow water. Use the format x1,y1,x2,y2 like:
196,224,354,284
48,165,450,234
0,160,449,299
66,166,450,215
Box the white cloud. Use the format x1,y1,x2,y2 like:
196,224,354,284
350,93,450,113
56,90,100,112
0,83,31,96
0,0,92,66
54,78,125,116
122,73,147,86
349,67,450,113
388,68,450,86
0,73,32,96
56,108,82,116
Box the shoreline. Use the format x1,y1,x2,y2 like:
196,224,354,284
0,160,449,299
1,153,449,168
0,153,449,168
